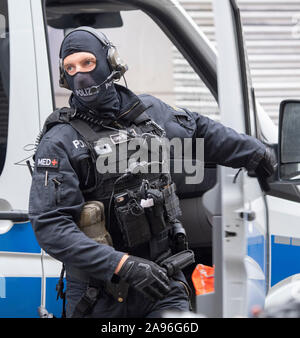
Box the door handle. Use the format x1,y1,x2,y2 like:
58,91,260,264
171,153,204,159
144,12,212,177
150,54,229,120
0,210,29,222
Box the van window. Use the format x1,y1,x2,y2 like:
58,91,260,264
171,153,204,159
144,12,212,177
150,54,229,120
0,0,9,176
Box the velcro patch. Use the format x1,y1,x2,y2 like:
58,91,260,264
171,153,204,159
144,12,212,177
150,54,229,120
110,132,128,145
37,157,59,169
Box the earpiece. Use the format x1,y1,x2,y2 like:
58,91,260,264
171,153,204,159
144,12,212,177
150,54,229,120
59,26,128,89
107,46,128,79
59,59,70,88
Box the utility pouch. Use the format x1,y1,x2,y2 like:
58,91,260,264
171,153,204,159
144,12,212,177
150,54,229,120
149,230,170,262
78,201,113,246
162,183,182,221
114,193,151,248
143,189,167,235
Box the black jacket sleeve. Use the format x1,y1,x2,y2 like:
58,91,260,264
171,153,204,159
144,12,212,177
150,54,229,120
190,111,266,170
139,94,267,171
28,134,124,282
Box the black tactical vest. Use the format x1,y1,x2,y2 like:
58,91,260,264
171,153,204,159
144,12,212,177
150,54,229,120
37,106,182,261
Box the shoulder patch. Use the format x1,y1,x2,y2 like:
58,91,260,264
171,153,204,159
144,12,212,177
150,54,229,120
37,157,59,169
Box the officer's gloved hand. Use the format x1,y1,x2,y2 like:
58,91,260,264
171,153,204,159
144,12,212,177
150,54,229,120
255,147,277,180
117,255,171,302
249,147,277,191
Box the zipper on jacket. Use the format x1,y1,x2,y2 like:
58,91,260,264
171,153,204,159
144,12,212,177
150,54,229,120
117,101,140,120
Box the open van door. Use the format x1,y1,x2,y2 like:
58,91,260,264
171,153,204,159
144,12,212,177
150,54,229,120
0,0,43,317
213,0,300,316
0,0,60,317
212,0,269,317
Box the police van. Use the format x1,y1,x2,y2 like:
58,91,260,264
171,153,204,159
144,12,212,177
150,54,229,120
0,0,300,318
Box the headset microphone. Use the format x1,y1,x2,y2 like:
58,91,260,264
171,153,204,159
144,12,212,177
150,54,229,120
94,70,122,89
106,69,126,83
74,70,125,98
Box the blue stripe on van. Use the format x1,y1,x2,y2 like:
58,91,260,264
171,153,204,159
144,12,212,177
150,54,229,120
0,277,41,318
247,222,266,275
247,228,266,309
247,233,265,274
271,235,300,286
0,222,40,253
0,277,63,318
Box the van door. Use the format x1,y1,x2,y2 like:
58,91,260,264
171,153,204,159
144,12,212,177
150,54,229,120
0,0,61,317
31,0,63,318
0,0,42,317
213,0,268,317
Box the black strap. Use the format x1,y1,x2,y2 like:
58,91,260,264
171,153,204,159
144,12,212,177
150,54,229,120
121,101,151,124
56,264,66,318
65,267,101,318
134,112,151,125
71,285,100,318
65,100,155,144
37,102,151,151
69,119,100,143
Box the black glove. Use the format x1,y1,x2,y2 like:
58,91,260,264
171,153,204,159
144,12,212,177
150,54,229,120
255,147,277,180
118,255,170,302
250,147,277,191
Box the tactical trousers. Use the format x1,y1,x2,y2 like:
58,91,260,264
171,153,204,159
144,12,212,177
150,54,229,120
66,271,191,318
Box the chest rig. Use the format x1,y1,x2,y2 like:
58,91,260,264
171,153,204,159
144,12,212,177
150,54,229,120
71,107,182,261
46,103,182,261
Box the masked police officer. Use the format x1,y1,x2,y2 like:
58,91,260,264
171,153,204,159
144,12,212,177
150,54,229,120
29,27,276,318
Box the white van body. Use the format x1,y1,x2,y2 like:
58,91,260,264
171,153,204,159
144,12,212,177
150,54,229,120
0,0,299,318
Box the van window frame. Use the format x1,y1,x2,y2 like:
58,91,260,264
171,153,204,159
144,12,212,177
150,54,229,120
229,0,263,139
42,0,55,111
0,0,10,176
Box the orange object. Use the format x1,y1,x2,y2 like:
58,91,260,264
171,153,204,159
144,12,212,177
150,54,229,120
191,264,215,295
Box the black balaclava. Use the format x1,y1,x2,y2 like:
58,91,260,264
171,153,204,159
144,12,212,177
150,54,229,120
60,29,120,119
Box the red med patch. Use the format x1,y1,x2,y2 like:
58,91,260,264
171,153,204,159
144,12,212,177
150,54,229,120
37,157,59,169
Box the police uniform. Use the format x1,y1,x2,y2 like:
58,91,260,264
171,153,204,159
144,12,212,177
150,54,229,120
29,26,274,318
29,82,268,318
